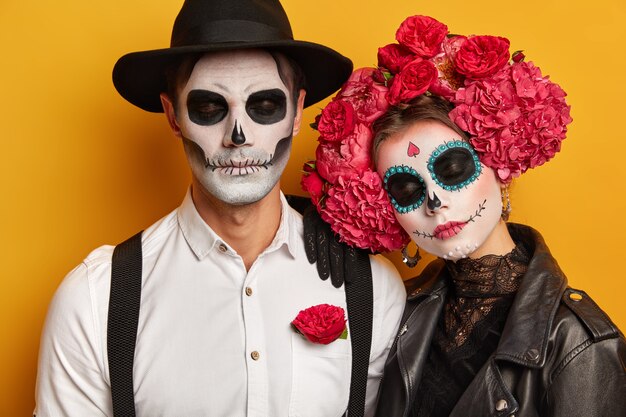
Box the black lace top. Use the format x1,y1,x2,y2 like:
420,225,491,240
410,243,530,417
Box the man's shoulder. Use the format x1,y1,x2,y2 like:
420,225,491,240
368,253,406,300
368,253,401,280
68,207,180,282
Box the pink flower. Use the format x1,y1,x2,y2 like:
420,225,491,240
450,62,572,182
395,15,448,58
316,123,373,184
339,68,390,123
387,58,438,105
377,43,414,74
300,162,325,205
291,304,346,345
429,36,467,99
455,35,511,78
317,99,356,143
320,171,410,252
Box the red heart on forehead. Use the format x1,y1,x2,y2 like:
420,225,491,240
407,142,420,157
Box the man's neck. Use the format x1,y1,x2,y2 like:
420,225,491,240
190,180,283,271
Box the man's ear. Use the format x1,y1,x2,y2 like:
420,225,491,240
160,92,182,138
292,89,306,137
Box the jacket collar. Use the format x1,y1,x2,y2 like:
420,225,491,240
493,223,568,368
406,258,447,300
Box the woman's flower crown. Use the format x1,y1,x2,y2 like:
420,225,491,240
301,15,573,253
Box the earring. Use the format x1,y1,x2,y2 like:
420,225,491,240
401,245,421,268
501,185,511,221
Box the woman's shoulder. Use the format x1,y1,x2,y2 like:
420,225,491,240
543,286,625,375
540,287,626,400
553,287,623,344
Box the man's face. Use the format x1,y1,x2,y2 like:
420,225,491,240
376,120,503,261
173,50,301,205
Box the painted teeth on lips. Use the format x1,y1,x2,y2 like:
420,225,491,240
433,221,467,240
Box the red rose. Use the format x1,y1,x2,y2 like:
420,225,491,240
301,162,325,205
512,50,525,63
317,99,356,143
291,304,347,345
372,68,388,84
339,68,390,123
377,43,414,74
395,15,448,58
455,35,510,78
387,58,438,105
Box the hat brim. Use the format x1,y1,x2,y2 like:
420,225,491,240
112,40,353,112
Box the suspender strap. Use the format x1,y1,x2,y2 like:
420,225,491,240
345,250,374,417
108,231,143,417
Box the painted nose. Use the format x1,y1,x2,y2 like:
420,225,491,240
427,191,442,211
230,120,246,145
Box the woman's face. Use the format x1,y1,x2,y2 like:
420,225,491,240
376,120,503,261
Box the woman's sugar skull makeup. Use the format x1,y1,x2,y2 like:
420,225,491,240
176,49,300,205
376,121,503,261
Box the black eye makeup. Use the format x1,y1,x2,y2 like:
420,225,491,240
427,141,482,190
187,90,229,126
383,165,426,214
246,89,287,125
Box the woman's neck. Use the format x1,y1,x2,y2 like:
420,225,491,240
468,219,515,259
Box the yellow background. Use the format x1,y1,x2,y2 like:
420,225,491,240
1,0,625,414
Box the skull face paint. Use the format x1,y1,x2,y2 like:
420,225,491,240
177,50,299,205
376,120,503,261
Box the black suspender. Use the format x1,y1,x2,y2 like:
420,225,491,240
108,233,373,417
344,249,374,417
108,231,143,417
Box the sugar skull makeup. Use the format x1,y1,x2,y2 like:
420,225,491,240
176,50,300,205
376,120,503,261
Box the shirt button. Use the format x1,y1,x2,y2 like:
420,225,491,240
495,399,508,411
218,244,227,253
245,287,253,296
251,351,260,361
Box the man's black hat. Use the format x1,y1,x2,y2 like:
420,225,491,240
113,0,353,112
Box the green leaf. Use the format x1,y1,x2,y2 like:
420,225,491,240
339,327,348,340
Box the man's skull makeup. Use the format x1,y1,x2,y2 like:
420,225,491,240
376,121,503,261
176,50,299,205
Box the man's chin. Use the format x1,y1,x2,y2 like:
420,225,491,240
204,180,278,206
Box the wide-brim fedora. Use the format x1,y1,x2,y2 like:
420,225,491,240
112,0,353,112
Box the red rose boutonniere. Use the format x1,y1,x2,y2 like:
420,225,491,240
291,304,348,345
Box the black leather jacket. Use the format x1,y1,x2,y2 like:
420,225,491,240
375,223,626,417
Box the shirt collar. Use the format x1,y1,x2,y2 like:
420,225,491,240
267,192,299,259
177,188,299,260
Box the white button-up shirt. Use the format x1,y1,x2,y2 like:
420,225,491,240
35,190,406,417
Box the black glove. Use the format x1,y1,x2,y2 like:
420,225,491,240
286,194,361,288
302,204,361,288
